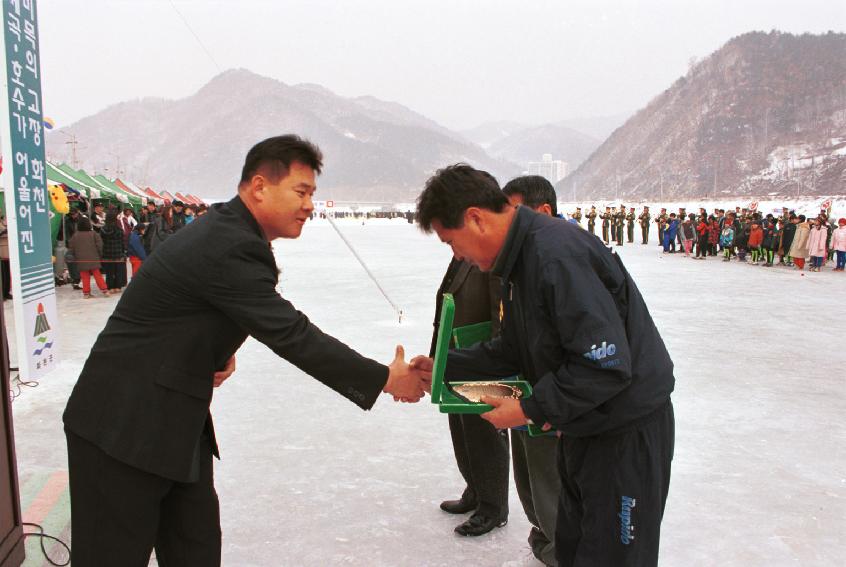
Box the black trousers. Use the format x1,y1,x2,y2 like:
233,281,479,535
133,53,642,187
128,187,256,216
1,258,10,298
102,259,128,289
66,429,221,567
512,430,560,566
448,413,510,519
556,401,674,567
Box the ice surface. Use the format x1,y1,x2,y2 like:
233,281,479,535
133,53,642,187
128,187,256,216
7,217,845,566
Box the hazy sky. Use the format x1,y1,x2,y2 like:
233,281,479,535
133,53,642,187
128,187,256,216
40,0,845,131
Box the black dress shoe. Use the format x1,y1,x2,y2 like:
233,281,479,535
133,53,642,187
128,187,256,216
454,513,507,537
440,498,477,514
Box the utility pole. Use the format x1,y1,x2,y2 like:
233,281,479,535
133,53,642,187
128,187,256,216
66,134,78,168
615,171,619,201
713,156,719,198
660,171,664,202
58,130,80,168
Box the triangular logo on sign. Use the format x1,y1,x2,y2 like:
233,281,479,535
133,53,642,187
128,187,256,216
33,302,51,336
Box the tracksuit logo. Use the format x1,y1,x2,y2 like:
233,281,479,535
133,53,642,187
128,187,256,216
619,496,636,544
583,341,616,361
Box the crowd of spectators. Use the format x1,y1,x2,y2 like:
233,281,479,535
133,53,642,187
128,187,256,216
651,206,846,272
61,200,208,298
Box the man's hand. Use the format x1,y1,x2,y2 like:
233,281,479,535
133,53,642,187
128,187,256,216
480,396,554,431
409,355,434,393
384,346,431,403
213,356,236,388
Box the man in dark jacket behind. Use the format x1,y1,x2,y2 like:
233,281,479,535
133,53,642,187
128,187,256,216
413,164,675,567
429,257,510,537
63,135,429,566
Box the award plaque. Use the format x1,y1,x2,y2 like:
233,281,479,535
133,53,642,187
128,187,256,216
430,294,545,436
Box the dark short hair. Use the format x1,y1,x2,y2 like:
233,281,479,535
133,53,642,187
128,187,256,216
77,217,92,231
416,164,507,232
239,135,323,188
502,175,558,216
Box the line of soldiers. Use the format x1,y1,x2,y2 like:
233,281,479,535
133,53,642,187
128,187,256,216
577,205,651,246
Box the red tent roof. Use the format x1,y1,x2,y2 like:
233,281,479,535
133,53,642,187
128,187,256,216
143,187,165,201
113,178,145,198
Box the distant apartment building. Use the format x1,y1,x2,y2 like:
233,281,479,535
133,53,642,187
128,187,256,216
527,154,568,184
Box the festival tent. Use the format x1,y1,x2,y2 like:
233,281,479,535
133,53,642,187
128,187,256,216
46,162,101,200
55,164,124,206
144,188,166,204
91,174,144,210
159,190,175,203
113,178,148,203
121,179,163,205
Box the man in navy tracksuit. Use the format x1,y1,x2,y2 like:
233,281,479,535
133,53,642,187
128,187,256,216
414,164,675,567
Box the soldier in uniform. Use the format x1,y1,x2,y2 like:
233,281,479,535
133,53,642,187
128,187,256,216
615,205,626,246
626,207,636,243
656,208,668,246
601,206,611,244
572,207,583,226
639,206,651,244
587,206,597,235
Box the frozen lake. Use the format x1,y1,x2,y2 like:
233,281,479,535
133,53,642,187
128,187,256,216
7,218,845,566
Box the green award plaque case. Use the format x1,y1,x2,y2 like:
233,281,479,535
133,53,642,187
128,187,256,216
430,293,545,436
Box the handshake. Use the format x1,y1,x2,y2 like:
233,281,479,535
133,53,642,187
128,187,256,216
382,345,434,403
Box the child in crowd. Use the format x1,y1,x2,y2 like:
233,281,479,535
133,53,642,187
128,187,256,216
720,220,735,261
833,218,846,271
708,215,720,256
748,220,764,265
761,219,778,267
127,223,148,276
695,215,709,259
807,217,828,272
680,214,695,256
736,220,750,262
663,213,678,253
67,217,109,298
789,215,810,270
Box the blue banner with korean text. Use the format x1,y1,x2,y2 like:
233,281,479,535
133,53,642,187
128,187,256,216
1,0,59,380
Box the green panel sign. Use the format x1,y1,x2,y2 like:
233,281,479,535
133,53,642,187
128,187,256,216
1,0,59,379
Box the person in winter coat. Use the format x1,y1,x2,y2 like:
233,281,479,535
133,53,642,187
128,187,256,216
100,211,128,293
145,205,177,255
806,218,828,272
695,215,709,259
708,216,720,256
832,218,846,271
789,215,811,270
662,214,678,253
761,219,778,267
735,220,751,262
779,214,797,265
720,217,736,261
127,223,148,277
67,217,109,298
679,214,696,256
747,220,764,265
414,164,675,567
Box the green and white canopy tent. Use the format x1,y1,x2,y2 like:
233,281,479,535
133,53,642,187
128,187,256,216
46,161,102,200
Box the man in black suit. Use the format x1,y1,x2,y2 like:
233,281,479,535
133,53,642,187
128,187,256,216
63,135,429,567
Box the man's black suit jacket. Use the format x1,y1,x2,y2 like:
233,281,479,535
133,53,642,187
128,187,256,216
64,196,388,482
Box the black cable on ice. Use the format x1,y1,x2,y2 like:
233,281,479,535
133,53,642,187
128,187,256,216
325,215,403,323
22,522,71,566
